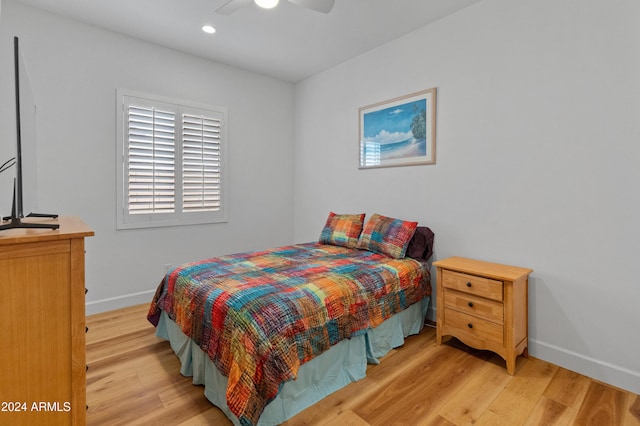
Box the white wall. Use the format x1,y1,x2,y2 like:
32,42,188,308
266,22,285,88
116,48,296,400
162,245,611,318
0,0,295,313
293,0,640,394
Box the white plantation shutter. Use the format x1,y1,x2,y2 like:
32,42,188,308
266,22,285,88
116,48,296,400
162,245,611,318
127,105,176,214
182,113,222,212
117,90,227,229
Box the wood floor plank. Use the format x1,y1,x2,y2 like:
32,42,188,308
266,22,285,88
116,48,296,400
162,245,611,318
86,304,152,343
134,385,215,426
437,354,512,425
176,407,232,426
322,409,370,426
544,367,591,409
86,304,640,426
476,358,558,425
352,344,487,425
574,381,627,425
424,415,456,426
625,394,640,425
523,396,577,426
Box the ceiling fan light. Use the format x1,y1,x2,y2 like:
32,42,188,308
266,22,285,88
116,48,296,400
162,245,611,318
255,0,279,9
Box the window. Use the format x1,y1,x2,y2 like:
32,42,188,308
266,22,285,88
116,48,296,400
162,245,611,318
116,90,227,229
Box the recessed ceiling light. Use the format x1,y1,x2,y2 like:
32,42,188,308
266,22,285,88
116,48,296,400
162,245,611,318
255,0,279,9
202,25,216,34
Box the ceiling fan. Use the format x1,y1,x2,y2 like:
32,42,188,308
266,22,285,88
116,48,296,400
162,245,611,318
216,0,336,15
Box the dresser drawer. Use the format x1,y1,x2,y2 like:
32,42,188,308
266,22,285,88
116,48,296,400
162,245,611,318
443,289,504,323
442,270,503,302
444,308,504,345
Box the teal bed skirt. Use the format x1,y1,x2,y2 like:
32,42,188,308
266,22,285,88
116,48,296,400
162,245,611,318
155,296,429,426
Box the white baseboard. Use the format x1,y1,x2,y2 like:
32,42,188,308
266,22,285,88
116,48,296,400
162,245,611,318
528,339,640,395
85,290,156,316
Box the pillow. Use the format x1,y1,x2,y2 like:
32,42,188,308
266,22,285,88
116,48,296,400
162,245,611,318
405,226,435,261
319,212,366,248
356,213,418,259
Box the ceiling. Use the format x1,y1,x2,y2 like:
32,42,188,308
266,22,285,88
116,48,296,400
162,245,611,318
16,0,483,82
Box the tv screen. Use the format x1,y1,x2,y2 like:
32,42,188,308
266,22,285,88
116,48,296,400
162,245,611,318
1,36,58,231
16,36,39,218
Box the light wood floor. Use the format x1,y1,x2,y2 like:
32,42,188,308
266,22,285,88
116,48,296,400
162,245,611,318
86,304,640,425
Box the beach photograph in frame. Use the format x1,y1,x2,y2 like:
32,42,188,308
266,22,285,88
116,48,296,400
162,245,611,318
359,88,436,169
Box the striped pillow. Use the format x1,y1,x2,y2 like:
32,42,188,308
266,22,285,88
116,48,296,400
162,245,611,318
356,213,418,259
319,212,366,248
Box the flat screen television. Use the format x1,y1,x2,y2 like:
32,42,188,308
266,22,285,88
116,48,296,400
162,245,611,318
0,36,58,231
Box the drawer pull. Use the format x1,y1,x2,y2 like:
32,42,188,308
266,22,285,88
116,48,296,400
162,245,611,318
468,323,473,329
468,301,474,308
466,282,472,287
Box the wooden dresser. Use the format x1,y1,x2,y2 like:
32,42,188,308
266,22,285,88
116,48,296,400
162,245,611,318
434,256,532,375
0,216,93,425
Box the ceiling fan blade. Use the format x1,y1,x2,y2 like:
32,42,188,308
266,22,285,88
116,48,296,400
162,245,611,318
216,0,253,15
288,0,335,14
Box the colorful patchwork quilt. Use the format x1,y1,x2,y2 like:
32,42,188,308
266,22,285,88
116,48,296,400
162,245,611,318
148,242,431,426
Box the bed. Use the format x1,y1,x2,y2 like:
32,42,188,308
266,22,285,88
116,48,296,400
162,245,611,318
148,213,434,426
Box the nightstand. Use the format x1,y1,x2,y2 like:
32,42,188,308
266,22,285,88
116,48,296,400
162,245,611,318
434,256,532,375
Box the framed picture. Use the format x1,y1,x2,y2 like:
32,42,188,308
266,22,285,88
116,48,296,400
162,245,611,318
359,88,436,169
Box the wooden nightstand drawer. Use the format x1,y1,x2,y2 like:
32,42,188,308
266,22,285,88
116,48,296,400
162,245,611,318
442,270,503,302
443,308,504,345
443,289,504,323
